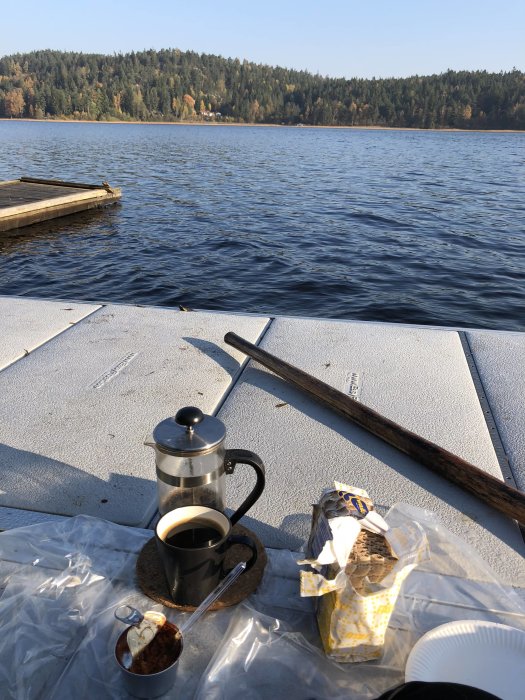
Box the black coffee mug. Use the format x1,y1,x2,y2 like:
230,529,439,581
155,506,258,606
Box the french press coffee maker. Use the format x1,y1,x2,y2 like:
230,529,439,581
145,407,265,524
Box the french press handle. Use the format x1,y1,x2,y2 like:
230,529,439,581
224,449,266,525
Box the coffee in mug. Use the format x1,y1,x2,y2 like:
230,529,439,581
164,520,222,548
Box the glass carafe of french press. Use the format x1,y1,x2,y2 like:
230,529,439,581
145,406,265,525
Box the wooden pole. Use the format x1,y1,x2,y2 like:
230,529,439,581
224,331,525,525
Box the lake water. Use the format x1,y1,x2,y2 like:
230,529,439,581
1,121,524,331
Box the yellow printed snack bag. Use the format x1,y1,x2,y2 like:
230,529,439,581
299,484,428,662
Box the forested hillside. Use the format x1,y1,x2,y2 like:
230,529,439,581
0,49,523,129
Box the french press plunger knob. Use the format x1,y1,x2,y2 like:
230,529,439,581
175,406,204,431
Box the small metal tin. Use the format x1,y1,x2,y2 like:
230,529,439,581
114,621,182,698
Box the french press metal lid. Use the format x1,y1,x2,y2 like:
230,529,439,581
152,406,225,457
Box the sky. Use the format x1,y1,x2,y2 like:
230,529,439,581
1,0,523,80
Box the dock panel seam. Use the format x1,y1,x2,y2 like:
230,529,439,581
458,331,519,489
212,316,275,417
0,304,104,374
458,331,525,542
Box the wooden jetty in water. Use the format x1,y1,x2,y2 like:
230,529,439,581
0,177,122,232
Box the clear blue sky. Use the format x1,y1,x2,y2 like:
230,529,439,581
1,0,523,79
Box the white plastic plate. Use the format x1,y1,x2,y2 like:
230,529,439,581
405,619,525,700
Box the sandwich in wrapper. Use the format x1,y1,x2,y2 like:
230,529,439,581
299,483,428,662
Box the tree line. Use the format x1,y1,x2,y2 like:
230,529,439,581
0,49,523,129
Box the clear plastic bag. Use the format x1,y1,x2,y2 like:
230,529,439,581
0,515,235,699
193,605,376,700
0,505,524,699
195,503,525,699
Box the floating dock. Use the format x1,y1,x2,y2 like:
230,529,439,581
1,295,524,697
0,177,121,232
0,295,524,593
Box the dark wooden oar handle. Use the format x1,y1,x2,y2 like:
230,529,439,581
225,331,525,525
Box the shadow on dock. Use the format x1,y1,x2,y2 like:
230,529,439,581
0,442,154,526
183,336,242,379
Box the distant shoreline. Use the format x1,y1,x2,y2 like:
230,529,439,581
1,117,523,134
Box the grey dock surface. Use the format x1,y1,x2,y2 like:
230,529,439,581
0,295,524,589
0,177,121,231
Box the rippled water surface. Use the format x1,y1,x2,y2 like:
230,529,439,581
1,121,524,330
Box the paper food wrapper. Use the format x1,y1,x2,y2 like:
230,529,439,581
300,483,428,662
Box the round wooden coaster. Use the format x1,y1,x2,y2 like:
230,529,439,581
136,524,267,611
